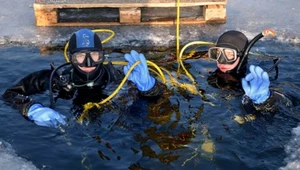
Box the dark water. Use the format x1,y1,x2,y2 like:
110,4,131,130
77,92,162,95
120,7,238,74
0,42,299,170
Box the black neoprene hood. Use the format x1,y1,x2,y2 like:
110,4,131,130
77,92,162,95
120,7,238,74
68,29,103,56
216,30,249,55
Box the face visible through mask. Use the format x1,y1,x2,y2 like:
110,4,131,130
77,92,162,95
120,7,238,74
216,57,240,73
208,47,241,73
71,50,103,73
67,29,106,83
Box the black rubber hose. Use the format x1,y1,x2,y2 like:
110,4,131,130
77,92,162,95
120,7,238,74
236,33,264,74
49,62,71,108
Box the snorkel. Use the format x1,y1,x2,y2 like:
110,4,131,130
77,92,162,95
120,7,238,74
236,29,276,74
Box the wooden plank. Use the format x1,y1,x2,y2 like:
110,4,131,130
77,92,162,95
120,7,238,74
36,17,225,27
33,0,227,26
35,0,227,5
34,9,58,26
34,0,227,9
203,4,226,21
119,7,141,23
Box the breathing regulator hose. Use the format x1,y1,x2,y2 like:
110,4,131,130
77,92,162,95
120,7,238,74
51,29,166,109
49,62,71,108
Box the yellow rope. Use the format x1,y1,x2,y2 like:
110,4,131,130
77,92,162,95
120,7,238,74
176,0,181,60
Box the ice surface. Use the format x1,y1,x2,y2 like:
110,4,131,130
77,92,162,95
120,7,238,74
0,139,39,170
0,0,299,47
279,125,300,170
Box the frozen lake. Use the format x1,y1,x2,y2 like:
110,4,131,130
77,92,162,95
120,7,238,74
0,0,300,170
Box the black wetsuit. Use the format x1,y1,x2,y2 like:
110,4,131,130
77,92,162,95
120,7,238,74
207,69,292,114
2,62,165,119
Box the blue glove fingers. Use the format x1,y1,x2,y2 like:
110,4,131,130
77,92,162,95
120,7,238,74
123,64,130,75
28,107,50,121
54,114,66,125
245,65,271,104
123,64,135,81
125,50,140,65
37,110,66,127
254,65,264,84
242,78,250,95
28,104,66,128
130,50,140,62
125,50,148,79
124,52,138,82
124,50,139,66
249,65,257,80
125,50,146,68
138,53,147,67
248,65,259,95
255,71,270,103
254,66,270,90
124,50,155,91
34,116,65,128
245,72,254,82
34,120,57,127
131,50,145,75
138,53,148,73
124,50,144,72
262,71,270,88
137,53,150,82
254,65,264,77
124,53,135,65
136,52,155,91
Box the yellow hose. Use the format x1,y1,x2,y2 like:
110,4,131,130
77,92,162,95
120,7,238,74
84,61,141,107
177,41,215,83
174,0,215,85
61,15,217,117
79,59,166,115
104,61,166,83
80,59,167,121
79,60,140,123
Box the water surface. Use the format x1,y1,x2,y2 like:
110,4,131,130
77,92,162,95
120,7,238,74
0,41,299,170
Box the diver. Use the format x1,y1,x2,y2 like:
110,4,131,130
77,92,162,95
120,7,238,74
206,30,292,114
2,28,165,128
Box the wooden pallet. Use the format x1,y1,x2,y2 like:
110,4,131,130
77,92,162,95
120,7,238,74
34,0,227,26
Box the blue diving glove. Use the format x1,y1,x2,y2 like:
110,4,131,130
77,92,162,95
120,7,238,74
123,50,155,91
242,65,270,104
28,104,66,128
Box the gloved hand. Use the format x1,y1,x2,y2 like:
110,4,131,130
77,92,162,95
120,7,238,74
242,65,270,104
28,104,66,128
123,50,155,91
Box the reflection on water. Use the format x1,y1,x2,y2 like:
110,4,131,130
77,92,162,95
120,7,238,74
0,43,299,170
130,90,212,166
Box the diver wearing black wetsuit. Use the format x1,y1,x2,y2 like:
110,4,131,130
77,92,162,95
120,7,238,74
206,30,291,114
2,29,165,128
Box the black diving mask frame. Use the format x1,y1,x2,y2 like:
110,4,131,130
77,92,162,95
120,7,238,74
208,47,243,64
71,50,105,67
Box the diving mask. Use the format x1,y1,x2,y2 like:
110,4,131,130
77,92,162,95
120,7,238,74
71,50,104,67
208,47,240,64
